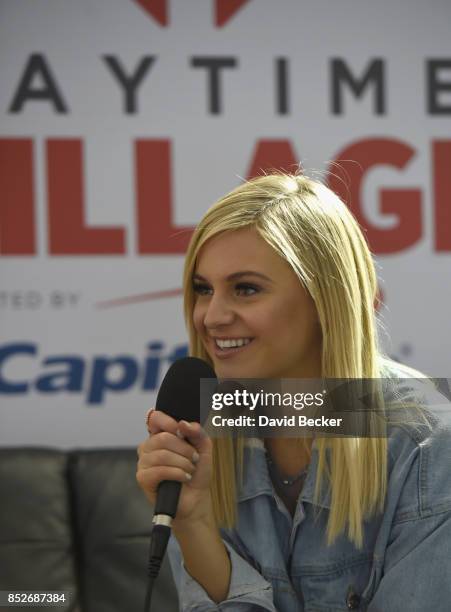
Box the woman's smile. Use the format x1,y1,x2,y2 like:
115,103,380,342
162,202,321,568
210,337,255,359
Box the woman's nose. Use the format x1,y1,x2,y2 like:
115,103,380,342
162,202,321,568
203,294,235,329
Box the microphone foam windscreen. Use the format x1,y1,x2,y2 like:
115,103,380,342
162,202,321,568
155,357,216,423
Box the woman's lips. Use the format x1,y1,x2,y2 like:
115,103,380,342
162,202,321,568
210,338,254,360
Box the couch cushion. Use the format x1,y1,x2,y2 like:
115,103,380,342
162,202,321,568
0,448,79,610
69,449,178,612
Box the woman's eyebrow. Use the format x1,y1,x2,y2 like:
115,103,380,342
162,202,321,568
193,271,274,283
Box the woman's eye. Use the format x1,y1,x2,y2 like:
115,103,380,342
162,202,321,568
235,283,259,296
192,283,212,296
192,282,260,297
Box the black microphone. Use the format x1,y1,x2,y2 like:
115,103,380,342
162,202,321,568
153,356,216,522
144,357,216,612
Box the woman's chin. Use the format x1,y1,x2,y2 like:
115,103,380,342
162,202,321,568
214,363,258,380
214,362,242,379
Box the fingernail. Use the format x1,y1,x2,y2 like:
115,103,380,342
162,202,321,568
192,451,200,463
185,472,192,481
181,420,193,429
176,429,184,439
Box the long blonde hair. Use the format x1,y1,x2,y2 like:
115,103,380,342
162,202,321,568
182,173,387,547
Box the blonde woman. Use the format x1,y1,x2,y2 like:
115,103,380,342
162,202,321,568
137,174,451,611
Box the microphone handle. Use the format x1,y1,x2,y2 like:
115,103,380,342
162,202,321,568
154,480,182,518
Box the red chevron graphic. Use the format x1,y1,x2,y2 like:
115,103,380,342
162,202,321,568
215,0,252,26
132,0,252,27
133,0,168,26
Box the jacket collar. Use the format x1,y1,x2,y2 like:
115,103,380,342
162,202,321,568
237,438,332,509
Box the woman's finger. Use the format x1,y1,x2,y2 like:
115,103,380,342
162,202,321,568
145,407,155,431
138,432,200,463
136,465,193,493
138,448,197,475
176,420,211,455
146,409,179,435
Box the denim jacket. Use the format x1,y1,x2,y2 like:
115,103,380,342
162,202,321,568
168,363,451,611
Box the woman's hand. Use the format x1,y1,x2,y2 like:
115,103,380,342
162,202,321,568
136,409,214,528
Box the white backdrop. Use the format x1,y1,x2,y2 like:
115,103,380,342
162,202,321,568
1,0,450,447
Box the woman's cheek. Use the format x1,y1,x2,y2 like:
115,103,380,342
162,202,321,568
192,304,204,334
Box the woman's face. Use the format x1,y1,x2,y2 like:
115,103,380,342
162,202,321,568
192,226,322,380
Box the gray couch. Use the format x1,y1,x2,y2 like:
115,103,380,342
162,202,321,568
0,448,179,612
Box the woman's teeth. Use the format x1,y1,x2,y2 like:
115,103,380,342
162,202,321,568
215,338,252,349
